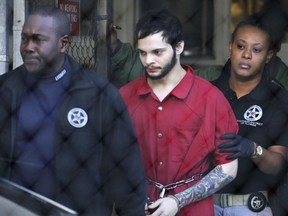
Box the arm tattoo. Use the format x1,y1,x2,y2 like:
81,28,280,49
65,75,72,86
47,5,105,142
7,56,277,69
174,166,234,208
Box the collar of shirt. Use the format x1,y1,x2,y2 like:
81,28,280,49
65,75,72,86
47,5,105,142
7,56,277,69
136,65,195,100
215,64,274,102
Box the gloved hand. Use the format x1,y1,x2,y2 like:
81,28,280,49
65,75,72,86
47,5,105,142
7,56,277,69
218,133,255,159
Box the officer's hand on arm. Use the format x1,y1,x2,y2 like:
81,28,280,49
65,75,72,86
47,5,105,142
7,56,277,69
219,134,288,175
146,197,179,216
218,133,255,159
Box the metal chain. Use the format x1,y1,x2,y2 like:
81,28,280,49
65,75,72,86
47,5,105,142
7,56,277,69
147,173,203,198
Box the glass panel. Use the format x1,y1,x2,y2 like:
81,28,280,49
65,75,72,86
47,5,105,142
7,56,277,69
230,0,264,32
230,0,288,46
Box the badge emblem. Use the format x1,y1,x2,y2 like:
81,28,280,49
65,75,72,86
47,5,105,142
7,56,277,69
67,108,88,128
244,105,263,121
248,192,267,212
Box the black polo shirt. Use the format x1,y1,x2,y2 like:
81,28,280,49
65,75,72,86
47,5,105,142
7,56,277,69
212,70,288,194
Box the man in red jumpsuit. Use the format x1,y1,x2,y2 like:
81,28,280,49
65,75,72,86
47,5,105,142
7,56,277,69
120,9,239,216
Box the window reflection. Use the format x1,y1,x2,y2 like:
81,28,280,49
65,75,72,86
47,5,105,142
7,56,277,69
231,0,264,31
230,0,288,44
132,0,288,66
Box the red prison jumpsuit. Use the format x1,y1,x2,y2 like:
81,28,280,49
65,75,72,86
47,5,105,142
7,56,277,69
120,66,238,216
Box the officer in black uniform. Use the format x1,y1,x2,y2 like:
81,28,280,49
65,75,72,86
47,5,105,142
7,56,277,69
211,17,288,216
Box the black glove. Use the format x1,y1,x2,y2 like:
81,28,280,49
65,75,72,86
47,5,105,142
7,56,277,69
218,133,255,159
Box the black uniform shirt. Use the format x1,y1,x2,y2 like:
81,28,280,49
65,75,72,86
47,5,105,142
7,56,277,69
212,69,288,193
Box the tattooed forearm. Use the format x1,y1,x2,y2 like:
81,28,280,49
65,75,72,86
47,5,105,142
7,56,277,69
174,165,234,208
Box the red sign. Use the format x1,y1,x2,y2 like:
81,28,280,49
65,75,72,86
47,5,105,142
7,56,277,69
56,0,80,36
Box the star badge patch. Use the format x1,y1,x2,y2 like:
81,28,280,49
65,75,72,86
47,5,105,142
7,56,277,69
67,108,88,128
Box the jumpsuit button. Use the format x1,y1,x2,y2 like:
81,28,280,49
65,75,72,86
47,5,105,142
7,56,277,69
158,133,163,138
158,106,163,111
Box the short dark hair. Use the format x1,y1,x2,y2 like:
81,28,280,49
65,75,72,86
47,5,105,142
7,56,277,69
29,5,71,37
135,9,183,49
231,17,274,51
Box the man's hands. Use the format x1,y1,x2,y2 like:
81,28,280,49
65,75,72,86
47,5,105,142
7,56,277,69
219,133,255,159
145,197,179,216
